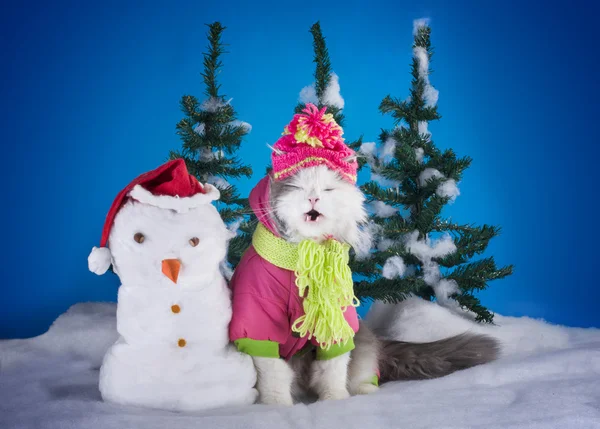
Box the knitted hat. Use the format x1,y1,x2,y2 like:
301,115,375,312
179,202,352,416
271,103,358,183
88,158,219,275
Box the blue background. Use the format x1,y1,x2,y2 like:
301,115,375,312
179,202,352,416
1,0,598,339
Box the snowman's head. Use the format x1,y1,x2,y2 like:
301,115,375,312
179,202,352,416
107,200,230,287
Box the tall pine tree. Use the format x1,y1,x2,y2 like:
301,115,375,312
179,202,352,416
169,22,253,269
352,22,512,322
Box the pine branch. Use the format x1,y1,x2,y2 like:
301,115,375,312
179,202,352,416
446,257,513,292
454,294,495,323
354,277,428,303
202,22,226,98
310,21,331,101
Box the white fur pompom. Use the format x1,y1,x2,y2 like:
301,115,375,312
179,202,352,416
88,247,112,275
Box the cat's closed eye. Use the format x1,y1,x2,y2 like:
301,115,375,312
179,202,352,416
324,188,335,192
284,184,302,190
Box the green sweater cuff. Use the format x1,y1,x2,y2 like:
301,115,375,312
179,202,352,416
234,338,280,358
316,337,355,360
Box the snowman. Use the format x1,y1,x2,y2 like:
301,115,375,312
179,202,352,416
88,159,257,412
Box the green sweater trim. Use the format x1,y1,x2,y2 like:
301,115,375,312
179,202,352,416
234,338,279,358
315,337,355,360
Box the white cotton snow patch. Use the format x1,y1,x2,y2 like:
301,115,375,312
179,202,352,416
299,83,318,105
413,17,430,35
377,238,396,252
433,278,459,304
299,73,345,109
380,137,397,161
229,120,252,133
382,256,406,279
200,147,215,161
322,72,345,109
368,200,397,218
437,179,460,201
414,147,425,163
2,301,600,429
418,168,444,186
359,142,377,156
371,173,400,188
423,84,439,107
207,175,231,189
353,221,381,260
404,231,458,306
405,230,456,260
194,123,206,136
412,46,439,107
417,121,430,136
201,97,229,112
413,47,429,78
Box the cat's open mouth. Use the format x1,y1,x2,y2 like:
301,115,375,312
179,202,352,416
305,209,322,223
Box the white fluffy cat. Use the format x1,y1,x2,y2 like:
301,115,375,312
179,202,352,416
250,165,498,405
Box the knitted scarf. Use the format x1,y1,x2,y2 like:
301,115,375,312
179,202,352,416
252,223,359,350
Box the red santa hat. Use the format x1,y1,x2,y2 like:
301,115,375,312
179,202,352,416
88,158,219,275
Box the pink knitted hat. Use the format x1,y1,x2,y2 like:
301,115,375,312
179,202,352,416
271,104,358,183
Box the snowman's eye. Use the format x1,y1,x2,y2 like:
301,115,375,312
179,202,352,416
189,237,200,247
133,233,145,244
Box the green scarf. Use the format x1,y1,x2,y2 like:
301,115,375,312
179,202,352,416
252,223,359,350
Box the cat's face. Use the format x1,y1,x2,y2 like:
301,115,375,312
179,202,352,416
270,165,367,247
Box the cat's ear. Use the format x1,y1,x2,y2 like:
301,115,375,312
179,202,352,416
344,154,358,163
266,143,285,156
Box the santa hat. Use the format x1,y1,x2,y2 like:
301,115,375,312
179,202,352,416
271,103,358,183
88,158,219,275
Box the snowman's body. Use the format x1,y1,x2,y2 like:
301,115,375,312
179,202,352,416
93,181,257,412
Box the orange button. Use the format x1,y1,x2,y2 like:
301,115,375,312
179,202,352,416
171,305,181,314
178,338,186,348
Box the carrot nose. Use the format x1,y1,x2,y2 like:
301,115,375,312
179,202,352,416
162,259,181,284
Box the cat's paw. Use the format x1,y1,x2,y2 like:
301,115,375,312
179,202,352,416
319,388,351,401
259,393,294,406
350,383,379,396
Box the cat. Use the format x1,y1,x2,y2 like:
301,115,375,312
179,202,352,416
249,164,499,405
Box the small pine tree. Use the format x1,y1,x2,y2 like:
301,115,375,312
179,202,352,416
296,22,364,159
169,22,253,268
352,22,512,322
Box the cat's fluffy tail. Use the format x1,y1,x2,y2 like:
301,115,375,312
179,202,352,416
378,332,499,382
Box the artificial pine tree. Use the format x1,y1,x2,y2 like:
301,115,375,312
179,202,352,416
353,22,512,322
169,22,253,268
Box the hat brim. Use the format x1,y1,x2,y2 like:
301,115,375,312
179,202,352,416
129,183,220,213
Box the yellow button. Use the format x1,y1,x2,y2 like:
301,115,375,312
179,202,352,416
178,338,186,348
171,305,181,314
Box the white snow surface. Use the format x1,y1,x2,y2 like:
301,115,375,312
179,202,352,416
2,298,600,429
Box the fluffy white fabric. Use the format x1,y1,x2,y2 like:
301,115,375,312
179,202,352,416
99,201,256,411
128,183,220,213
2,299,599,429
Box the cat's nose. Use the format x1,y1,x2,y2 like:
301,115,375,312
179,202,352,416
308,197,320,205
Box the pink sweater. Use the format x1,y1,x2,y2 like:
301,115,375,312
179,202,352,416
228,176,359,361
